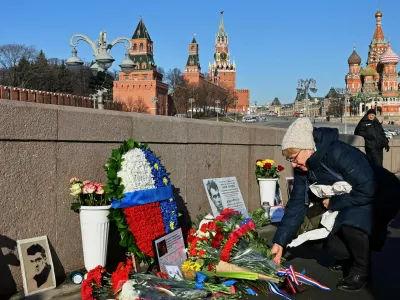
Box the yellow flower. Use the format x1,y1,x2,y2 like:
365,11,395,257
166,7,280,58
163,177,168,185
256,161,264,167
170,221,175,230
154,163,159,170
182,261,191,272
192,262,201,271
262,159,275,165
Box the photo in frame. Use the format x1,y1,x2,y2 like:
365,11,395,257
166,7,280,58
153,228,187,274
274,180,283,205
17,236,56,296
286,177,295,198
203,177,249,217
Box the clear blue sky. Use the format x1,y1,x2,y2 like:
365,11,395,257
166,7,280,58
1,0,399,104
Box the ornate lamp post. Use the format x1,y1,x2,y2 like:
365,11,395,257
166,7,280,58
189,98,195,119
215,100,221,122
296,78,317,118
66,31,135,109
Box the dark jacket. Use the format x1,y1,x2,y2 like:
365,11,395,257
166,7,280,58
354,114,388,151
273,127,376,247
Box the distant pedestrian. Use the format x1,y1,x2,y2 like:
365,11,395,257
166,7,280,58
354,109,389,166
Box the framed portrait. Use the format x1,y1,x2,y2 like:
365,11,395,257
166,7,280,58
153,228,187,274
203,177,248,217
17,236,56,296
286,177,295,198
274,180,283,205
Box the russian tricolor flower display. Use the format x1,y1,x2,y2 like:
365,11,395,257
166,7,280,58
104,139,178,264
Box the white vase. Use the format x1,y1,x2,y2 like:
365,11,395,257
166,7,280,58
257,178,278,207
79,205,111,271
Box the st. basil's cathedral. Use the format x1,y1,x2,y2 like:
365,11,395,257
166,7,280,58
346,9,400,115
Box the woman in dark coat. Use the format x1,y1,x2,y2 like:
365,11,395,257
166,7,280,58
354,108,389,166
271,118,376,292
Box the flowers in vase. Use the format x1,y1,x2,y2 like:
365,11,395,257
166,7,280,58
69,178,109,212
255,159,284,179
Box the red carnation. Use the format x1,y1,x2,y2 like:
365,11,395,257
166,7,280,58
81,280,94,300
278,165,285,172
189,248,197,257
200,223,208,233
264,163,272,170
188,229,196,235
211,239,221,248
157,272,168,279
208,221,217,231
198,249,206,259
207,264,214,271
188,234,196,244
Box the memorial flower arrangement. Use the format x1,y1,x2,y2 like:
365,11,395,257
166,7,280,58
255,159,285,179
104,139,178,264
69,178,108,212
182,208,331,298
81,260,231,299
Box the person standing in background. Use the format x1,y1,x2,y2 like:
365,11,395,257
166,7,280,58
354,109,389,166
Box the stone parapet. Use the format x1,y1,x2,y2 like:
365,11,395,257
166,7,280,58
1,99,399,296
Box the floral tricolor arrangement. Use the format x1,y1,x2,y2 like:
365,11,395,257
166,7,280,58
255,158,284,179
69,178,107,212
104,139,178,264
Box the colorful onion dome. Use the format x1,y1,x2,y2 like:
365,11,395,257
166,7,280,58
348,49,362,65
360,66,377,76
380,44,399,64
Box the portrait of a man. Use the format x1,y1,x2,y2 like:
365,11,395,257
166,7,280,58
17,236,56,296
27,244,51,288
206,180,224,214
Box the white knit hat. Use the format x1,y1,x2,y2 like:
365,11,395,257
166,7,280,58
281,118,315,150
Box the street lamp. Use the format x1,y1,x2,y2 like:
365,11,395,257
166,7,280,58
189,98,195,119
233,100,238,123
215,100,221,122
66,31,135,109
297,78,317,118
335,88,351,134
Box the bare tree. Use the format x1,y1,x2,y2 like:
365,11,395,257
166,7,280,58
0,44,37,85
165,68,183,92
118,96,149,113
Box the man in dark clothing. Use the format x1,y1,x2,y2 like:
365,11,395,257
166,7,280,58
354,109,390,166
271,118,376,292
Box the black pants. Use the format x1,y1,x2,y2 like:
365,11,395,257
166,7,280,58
328,226,370,276
366,148,383,166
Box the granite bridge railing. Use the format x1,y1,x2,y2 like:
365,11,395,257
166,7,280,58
1,99,399,297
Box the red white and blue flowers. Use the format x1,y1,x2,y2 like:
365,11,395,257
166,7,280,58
105,139,178,264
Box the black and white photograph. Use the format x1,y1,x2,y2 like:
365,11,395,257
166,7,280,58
203,177,249,217
164,265,183,280
274,180,283,205
286,177,295,198
17,236,56,296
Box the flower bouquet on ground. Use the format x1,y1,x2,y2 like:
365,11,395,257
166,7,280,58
81,260,231,300
69,178,108,212
183,208,331,299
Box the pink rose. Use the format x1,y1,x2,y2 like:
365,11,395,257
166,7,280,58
96,186,105,195
83,183,96,194
82,180,90,185
69,177,80,184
